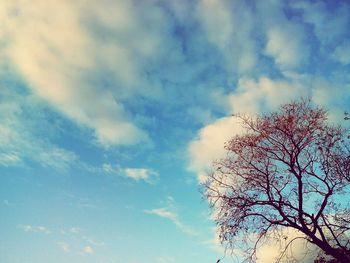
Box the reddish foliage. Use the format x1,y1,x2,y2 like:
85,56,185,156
203,99,350,262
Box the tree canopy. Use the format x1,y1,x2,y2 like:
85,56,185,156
203,100,350,262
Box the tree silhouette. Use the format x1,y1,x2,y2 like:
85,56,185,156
203,99,350,262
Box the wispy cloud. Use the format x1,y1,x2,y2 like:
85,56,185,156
123,168,159,183
60,227,104,247
18,225,51,235
83,245,94,255
145,197,196,235
102,163,159,184
61,192,101,210
145,207,196,235
0,152,21,166
157,256,176,263
0,83,77,171
57,239,97,255
57,242,70,253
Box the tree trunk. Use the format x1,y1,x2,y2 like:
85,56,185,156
312,238,350,263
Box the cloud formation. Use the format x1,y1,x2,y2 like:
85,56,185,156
1,0,349,147
0,0,152,146
265,25,306,70
1,1,350,262
187,0,350,182
197,0,257,74
186,3,350,259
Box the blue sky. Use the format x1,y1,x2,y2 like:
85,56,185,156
0,0,350,262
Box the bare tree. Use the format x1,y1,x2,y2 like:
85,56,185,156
203,99,350,262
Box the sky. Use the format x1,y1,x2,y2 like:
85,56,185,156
0,0,350,262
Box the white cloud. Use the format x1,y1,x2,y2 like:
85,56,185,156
145,197,196,235
197,0,233,52
145,208,177,221
197,0,312,74
102,163,113,174
187,116,245,182
123,168,158,182
83,245,94,255
203,226,319,262
187,72,350,184
37,147,77,171
0,0,158,146
197,0,257,73
102,163,159,184
228,76,307,114
265,25,306,69
248,0,310,72
145,207,196,235
18,224,51,234
188,72,346,183
256,229,319,263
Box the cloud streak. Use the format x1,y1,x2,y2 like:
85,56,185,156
18,224,51,235
145,207,196,236
102,163,159,184
123,168,159,182
145,197,196,236
0,81,77,170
